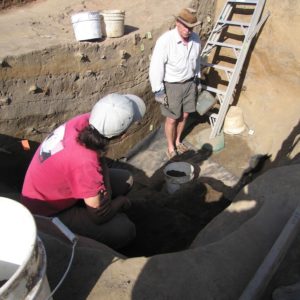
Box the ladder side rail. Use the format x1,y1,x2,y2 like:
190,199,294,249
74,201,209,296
210,5,234,45
210,32,256,137
210,0,266,138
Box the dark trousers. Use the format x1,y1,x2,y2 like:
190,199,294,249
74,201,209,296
56,168,136,250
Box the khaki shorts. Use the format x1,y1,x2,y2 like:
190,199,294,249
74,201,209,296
161,80,197,119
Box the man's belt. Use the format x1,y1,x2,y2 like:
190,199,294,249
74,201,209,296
165,77,194,84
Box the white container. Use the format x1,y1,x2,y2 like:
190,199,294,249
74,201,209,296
101,10,125,38
71,11,102,41
0,197,52,300
164,162,194,194
223,106,246,135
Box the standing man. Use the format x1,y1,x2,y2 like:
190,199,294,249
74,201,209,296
149,8,201,159
21,93,146,250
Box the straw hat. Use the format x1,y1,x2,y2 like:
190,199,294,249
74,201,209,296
175,8,201,28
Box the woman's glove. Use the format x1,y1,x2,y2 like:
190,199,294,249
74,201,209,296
154,89,168,106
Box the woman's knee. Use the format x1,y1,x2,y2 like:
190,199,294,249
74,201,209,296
110,168,133,197
106,214,136,249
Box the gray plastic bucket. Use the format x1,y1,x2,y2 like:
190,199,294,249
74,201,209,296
164,162,194,194
196,90,217,116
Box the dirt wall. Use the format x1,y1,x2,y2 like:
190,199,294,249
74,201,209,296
0,37,159,158
0,0,215,159
0,0,35,11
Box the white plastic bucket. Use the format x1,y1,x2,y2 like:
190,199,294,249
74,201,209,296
0,197,52,300
100,10,125,38
71,11,102,41
164,162,194,194
223,106,246,135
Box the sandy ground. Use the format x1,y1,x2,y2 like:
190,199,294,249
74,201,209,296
0,0,188,57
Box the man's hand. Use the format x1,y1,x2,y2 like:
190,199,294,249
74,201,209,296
194,77,202,92
154,89,168,106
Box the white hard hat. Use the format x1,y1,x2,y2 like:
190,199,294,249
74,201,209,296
89,93,146,138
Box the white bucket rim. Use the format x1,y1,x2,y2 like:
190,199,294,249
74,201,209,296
224,125,246,135
164,162,194,184
0,197,37,293
71,11,100,23
101,9,125,15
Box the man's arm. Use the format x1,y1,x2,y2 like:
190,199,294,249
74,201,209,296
149,35,168,93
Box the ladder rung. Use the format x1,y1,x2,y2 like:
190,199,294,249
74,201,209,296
201,62,234,73
202,0,266,139
208,41,242,50
228,0,258,4
203,85,226,96
218,20,250,27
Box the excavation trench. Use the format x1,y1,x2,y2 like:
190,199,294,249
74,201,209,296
0,117,254,258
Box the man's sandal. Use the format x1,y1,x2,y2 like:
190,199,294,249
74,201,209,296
176,143,189,154
166,149,178,160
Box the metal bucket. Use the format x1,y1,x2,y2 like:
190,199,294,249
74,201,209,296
164,162,194,194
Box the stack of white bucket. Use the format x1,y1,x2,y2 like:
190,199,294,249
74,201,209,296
71,10,125,41
0,197,52,300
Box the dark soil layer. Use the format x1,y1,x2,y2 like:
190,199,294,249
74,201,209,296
0,0,36,11
117,152,233,257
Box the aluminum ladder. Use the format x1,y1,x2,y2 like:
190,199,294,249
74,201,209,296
200,0,269,138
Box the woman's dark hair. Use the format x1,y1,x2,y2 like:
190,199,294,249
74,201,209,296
77,125,109,152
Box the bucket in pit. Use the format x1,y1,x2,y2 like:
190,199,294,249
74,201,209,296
71,11,102,41
223,106,246,135
164,162,194,194
0,197,52,300
100,10,125,38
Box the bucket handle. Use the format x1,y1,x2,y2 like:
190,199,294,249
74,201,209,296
34,215,78,300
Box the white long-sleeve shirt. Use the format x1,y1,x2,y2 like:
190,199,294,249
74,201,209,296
149,28,201,93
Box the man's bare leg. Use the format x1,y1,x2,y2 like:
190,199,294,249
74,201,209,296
175,112,189,146
165,116,177,155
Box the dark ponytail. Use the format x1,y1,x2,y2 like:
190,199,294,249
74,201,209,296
77,125,109,152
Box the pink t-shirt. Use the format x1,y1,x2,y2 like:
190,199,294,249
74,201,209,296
21,114,105,216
